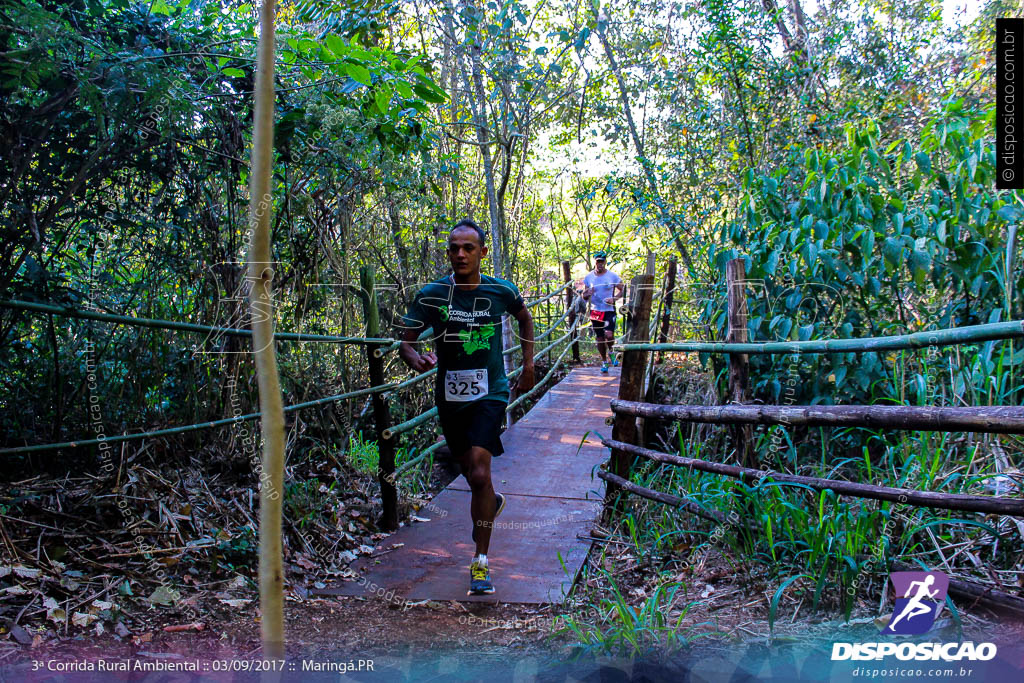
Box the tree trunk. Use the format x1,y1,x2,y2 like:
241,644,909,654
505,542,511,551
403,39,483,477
247,0,285,659
593,10,695,274
459,0,505,278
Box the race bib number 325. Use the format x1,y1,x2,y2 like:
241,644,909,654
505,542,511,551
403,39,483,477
445,369,488,402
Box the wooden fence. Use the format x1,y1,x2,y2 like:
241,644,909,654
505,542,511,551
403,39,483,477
606,257,1024,519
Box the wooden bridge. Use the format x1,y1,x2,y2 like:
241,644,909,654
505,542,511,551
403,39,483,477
314,366,620,604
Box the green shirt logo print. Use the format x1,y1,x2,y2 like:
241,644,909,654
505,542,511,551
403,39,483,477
457,325,495,354
439,305,449,321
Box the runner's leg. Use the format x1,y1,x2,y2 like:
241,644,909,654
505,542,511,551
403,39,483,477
595,318,608,362
460,445,497,555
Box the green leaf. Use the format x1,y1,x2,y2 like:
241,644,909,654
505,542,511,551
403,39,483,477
325,34,348,58
394,80,413,99
374,87,391,114
345,63,372,86
996,205,1023,222
769,575,810,635
915,151,931,174
222,67,245,77
413,83,446,103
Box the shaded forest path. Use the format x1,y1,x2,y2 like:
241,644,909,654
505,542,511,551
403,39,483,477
316,366,619,604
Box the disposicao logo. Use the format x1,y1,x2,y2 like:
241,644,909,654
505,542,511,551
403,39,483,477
831,570,998,662
882,570,948,635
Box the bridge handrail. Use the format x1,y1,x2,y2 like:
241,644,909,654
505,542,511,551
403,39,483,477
0,382,396,456
0,299,395,345
2,290,583,456
613,320,1024,355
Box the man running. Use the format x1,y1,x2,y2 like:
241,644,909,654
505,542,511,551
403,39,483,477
398,218,535,595
581,250,624,373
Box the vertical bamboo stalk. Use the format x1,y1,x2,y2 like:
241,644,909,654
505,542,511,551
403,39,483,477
657,257,677,364
359,266,398,531
545,282,552,365
246,0,284,659
726,258,754,468
562,260,580,362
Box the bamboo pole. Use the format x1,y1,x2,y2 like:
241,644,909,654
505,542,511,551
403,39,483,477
505,318,579,412
601,438,1024,516
247,0,284,658
525,280,571,309
614,320,1024,355
360,266,397,531
597,470,726,524
610,400,1024,435
656,257,676,364
562,260,580,362
383,407,439,441
0,299,394,344
726,258,754,468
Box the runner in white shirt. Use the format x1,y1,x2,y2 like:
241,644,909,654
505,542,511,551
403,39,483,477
581,250,624,373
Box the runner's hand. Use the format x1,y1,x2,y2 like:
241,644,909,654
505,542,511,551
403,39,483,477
603,297,615,305
410,351,437,373
514,364,535,399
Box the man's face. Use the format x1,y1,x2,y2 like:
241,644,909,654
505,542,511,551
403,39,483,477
448,227,486,277
595,258,607,273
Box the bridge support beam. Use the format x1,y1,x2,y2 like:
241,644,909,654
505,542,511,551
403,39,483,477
604,257,655,520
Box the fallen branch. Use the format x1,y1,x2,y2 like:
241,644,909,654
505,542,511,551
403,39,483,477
601,439,1024,517
163,622,205,633
597,470,726,524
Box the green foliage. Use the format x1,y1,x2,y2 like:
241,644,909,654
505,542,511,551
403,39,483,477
555,575,696,657
702,100,1022,411
344,431,379,475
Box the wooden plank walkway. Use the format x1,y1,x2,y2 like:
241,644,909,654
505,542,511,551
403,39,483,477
315,366,619,604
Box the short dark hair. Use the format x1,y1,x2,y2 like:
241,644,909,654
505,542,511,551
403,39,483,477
449,218,486,246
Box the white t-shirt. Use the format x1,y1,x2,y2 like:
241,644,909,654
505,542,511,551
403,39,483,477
584,269,622,312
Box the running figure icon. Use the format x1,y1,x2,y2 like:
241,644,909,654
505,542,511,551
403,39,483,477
888,575,939,630
882,570,949,635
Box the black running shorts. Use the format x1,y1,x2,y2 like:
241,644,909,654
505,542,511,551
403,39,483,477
437,398,506,458
590,310,616,338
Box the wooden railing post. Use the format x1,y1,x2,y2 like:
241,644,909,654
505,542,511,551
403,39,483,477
726,258,755,469
605,257,656,518
545,282,553,365
359,265,398,531
562,260,580,362
657,257,677,364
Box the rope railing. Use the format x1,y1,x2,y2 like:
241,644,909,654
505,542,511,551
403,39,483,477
524,280,572,308
0,382,396,456
1,279,586,467
614,320,1024,355
0,299,394,345
506,319,580,412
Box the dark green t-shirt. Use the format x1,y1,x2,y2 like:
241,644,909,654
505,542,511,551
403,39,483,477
402,274,525,406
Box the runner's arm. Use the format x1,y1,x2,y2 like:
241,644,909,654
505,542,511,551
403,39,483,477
398,327,437,373
512,306,535,395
